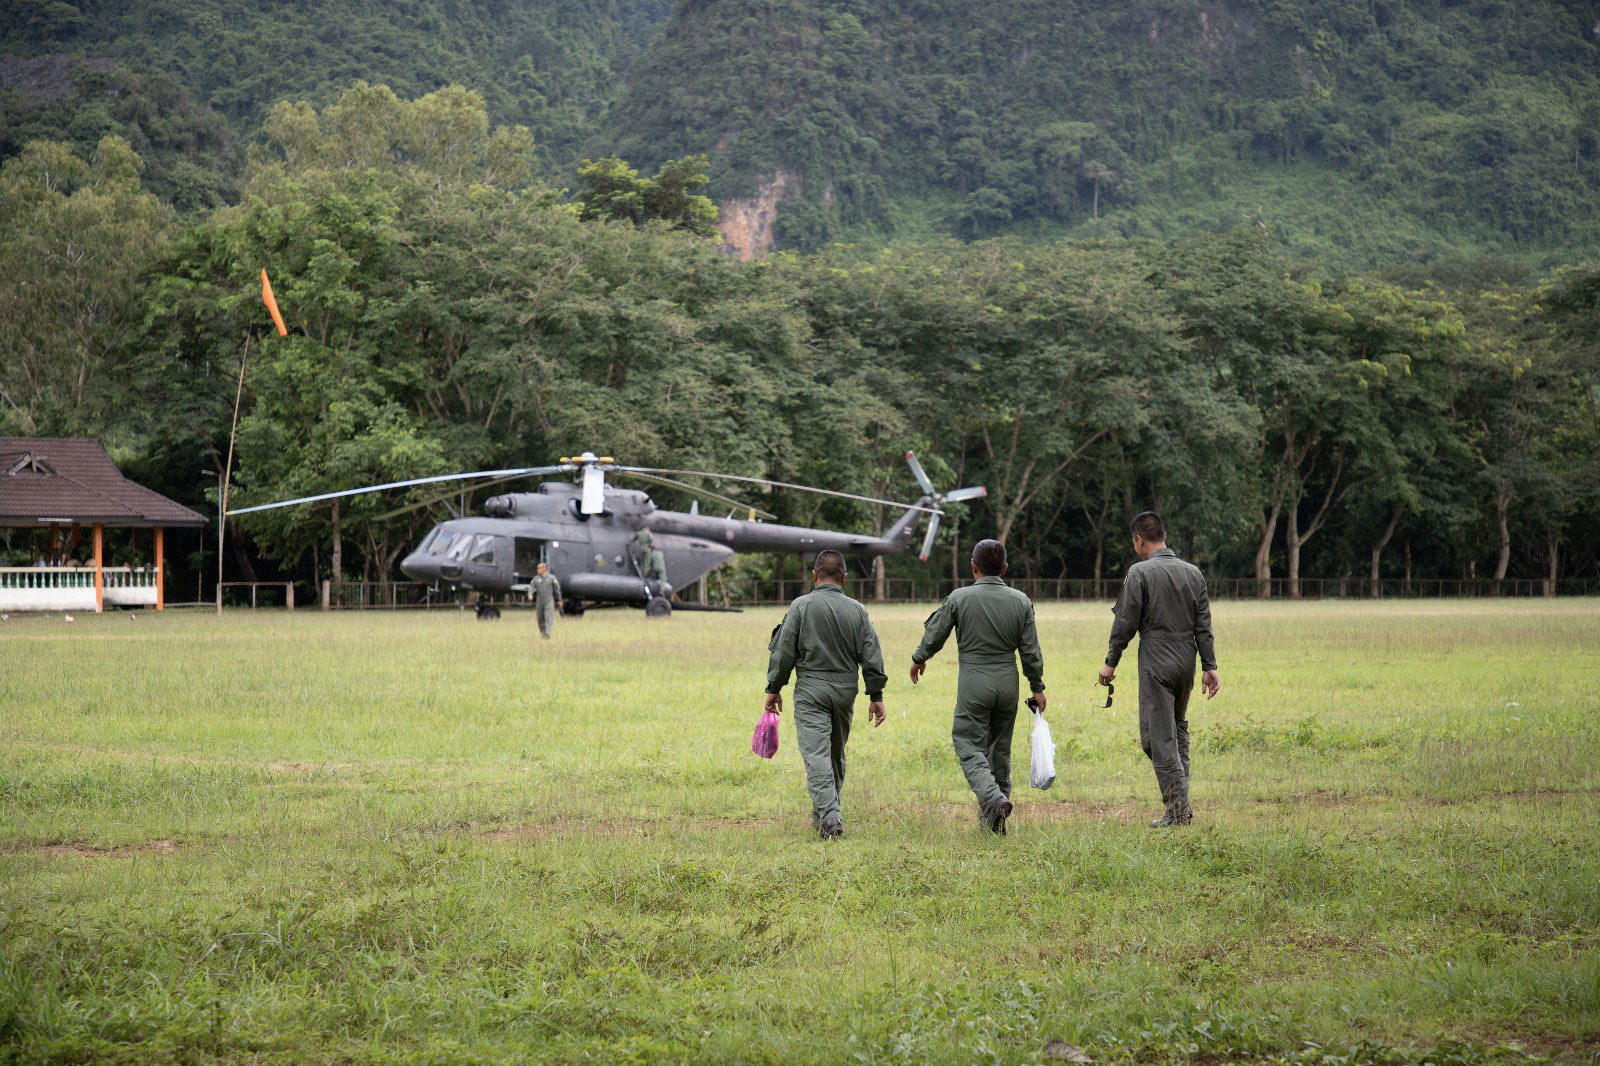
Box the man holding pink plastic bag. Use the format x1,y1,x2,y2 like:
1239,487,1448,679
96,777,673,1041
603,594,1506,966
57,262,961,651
763,550,888,839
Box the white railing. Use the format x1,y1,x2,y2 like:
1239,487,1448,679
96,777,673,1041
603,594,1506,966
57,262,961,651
0,566,160,610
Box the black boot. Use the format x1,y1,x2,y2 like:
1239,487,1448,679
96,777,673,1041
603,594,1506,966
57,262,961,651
1149,796,1193,828
983,796,1013,835
818,815,844,840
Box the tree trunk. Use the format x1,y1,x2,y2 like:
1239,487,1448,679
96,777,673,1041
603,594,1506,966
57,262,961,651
1254,502,1281,599
1492,482,1511,594
1092,540,1103,600
1370,507,1401,599
950,522,960,594
331,500,343,587
1403,539,1412,591
1285,518,1303,600
1545,532,1558,598
873,555,886,602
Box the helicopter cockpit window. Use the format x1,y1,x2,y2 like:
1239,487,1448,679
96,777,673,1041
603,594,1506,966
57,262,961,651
427,529,456,555
469,534,498,564
445,533,475,562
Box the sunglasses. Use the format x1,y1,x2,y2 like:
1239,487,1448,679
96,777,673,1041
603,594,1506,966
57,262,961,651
1103,682,1114,709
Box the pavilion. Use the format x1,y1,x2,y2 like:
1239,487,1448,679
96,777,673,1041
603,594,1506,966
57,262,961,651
0,438,206,612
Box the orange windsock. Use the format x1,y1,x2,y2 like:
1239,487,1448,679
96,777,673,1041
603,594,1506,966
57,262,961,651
260,268,288,337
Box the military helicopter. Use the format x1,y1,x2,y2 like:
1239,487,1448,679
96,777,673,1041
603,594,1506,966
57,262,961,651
230,452,984,618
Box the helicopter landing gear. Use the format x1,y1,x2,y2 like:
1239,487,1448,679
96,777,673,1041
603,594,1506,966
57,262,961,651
645,596,673,618
475,604,502,621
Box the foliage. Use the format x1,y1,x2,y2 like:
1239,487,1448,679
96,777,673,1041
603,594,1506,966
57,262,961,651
0,0,646,173
0,54,239,212
606,0,1600,264
576,153,718,234
2,82,1598,595
0,135,172,439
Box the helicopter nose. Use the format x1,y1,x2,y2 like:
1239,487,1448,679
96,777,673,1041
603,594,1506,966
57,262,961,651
400,550,439,583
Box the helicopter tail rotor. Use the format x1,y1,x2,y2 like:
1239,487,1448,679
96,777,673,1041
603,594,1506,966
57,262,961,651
903,451,986,561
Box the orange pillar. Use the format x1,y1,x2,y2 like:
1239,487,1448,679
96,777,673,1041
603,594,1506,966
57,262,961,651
93,523,104,613
155,527,165,611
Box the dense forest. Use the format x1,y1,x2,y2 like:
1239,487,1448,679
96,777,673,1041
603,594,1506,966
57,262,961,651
0,3,1597,599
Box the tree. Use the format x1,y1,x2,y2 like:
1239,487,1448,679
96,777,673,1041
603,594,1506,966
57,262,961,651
0,136,172,437
576,154,719,235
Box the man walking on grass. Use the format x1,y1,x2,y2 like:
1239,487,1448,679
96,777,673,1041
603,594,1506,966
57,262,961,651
1099,511,1220,828
909,539,1046,836
764,550,888,839
528,562,563,639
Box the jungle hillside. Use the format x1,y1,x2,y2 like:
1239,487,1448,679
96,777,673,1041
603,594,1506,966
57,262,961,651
5,0,1600,263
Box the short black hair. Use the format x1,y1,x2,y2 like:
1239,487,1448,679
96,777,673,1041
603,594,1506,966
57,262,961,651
1131,511,1166,542
971,539,1007,576
813,550,847,580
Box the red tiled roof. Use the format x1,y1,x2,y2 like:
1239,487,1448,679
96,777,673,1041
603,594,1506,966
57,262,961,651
0,438,206,527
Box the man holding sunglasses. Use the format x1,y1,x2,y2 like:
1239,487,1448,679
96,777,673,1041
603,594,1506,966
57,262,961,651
1099,511,1220,827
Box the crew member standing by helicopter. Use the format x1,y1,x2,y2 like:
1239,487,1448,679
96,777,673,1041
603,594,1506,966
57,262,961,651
634,529,672,601
528,562,563,639
764,550,888,839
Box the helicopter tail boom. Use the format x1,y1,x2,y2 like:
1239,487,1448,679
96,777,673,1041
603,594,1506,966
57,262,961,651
645,512,900,556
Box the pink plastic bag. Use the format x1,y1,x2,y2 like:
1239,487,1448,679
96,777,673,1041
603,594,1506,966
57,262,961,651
750,710,780,759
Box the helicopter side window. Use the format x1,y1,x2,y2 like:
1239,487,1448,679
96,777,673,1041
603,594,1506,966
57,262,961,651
469,534,498,565
428,529,456,556
445,534,475,562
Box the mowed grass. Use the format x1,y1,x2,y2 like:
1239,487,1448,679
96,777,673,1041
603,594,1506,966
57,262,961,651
1,599,1597,1065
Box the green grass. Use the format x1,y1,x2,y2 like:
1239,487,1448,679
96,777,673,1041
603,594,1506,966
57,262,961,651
2,600,1597,1065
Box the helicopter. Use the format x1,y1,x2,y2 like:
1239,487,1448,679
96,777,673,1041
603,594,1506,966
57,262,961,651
229,452,985,618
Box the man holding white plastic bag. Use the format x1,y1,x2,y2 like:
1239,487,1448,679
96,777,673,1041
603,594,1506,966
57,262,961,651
910,539,1047,835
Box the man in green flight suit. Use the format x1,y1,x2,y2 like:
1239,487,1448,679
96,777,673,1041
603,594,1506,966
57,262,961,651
634,529,671,600
1098,511,1220,828
527,561,563,640
910,539,1046,835
765,549,888,839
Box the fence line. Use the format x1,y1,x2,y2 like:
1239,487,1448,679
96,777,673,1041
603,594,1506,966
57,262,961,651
309,575,1600,609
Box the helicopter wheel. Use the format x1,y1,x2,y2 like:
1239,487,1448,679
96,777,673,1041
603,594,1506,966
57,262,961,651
645,597,673,619
475,604,502,621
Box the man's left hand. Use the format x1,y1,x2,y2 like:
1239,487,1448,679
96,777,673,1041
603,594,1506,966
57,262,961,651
909,660,925,685
1201,670,1220,699
868,700,885,727
1098,664,1115,687
764,691,783,716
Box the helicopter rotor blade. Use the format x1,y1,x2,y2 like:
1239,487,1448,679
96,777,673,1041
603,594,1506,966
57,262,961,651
226,466,570,516
918,512,941,561
943,486,987,503
616,466,942,515
613,470,778,520
905,451,936,497
368,473,530,522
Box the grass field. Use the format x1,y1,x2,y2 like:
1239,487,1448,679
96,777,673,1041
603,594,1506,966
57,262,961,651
2,599,1598,1065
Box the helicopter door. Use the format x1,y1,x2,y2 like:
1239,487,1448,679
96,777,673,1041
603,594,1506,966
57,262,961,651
513,537,545,581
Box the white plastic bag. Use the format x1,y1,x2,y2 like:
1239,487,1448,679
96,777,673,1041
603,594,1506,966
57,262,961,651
1029,709,1056,790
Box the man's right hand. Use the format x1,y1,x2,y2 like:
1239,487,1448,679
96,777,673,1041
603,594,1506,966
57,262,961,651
1030,692,1047,715
1098,664,1115,687
764,691,782,716
1201,670,1220,699
909,660,925,685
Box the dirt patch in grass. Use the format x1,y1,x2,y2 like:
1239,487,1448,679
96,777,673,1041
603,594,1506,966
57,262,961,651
483,816,784,841
5,839,180,858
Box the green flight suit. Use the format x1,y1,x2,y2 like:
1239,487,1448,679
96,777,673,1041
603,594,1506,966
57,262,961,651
766,584,888,827
1105,547,1217,811
529,573,562,638
635,531,671,597
913,576,1046,813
